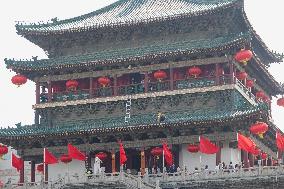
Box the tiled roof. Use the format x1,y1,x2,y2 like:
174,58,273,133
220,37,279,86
5,32,250,71
0,103,268,138
16,0,238,33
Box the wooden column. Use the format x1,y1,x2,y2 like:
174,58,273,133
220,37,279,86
20,162,24,184
113,75,118,96
89,77,93,98
141,148,145,175
44,164,48,183
35,82,40,104
229,62,234,84
47,81,52,102
242,150,249,168
169,65,174,90
215,63,220,85
216,142,221,166
144,72,149,93
249,153,254,167
111,150,116,173
31,161,35,183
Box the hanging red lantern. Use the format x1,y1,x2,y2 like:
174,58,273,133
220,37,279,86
36,163,44,173
60,154,72,164
237,71,248,80
188,66,202,78
261,152,267,160
246,79,254,88
250,121,269,139
262,95,270,103
66,80,79,91
235,49,253,65
277,97,284,107
95,152,108,161
98,77,111,87
0,145,8,158
154,70,167,81
151,147,163,156
187,144,199,153
255,91,265,100
11,74,27,87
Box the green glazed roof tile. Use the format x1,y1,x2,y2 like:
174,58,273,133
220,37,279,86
16,0,238,32
5,32,250,70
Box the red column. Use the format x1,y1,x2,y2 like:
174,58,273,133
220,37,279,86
215,63,220,85
36,82,40,104
89,77,93,98
229,62,234,84
216,142,221,166
31,161,35,183
47,81,52,102
242,150,249,168
113,75,118,96
170,65,174,90
144,73,149,93
19,162,24,184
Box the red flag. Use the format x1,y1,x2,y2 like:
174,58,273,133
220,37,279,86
68,144,86,161
44,148,58,164
276,132,284,151
199,136,219,154
11,153,23,172
119,142,127,165
237,133,260,155
163,142,173,166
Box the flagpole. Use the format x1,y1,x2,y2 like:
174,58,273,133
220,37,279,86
162,148,165,173
199,136,202,170
43,148,46,184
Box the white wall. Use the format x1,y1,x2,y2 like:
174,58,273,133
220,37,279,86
179,142,242,172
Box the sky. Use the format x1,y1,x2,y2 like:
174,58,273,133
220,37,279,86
0,0,283,130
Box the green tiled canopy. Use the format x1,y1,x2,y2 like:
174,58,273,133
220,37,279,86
16,0,238,32
5,32,249,70
0,103,268,138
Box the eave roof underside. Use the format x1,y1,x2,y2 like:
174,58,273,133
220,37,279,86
16,0,238,33
0,103,267,139
5,32,250,71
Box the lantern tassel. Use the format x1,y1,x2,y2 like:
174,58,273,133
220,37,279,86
258,133,264,139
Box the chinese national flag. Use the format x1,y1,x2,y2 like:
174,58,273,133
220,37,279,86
163,141,173,166
11,153,23,172
237,133,260,155
68,143,86,161
276,132,284,151
44,148,58,164
119,142,127,165
199,136,220,154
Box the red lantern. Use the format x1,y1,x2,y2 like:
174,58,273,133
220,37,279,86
261,152,267,160
60,154,72,164
98,77,110,87
0,145,8,158
187,144,199,153
154,70,167,81
250,122,269,139
36,164,44,173
235,49,253,65
246,79,254,88
277,97,284,107
95,152,108,161
262,95,270,103
151,147,163,156
11,74,27,87
188,66,202,78
66,80,79,91
237,71,248,80
255,91,265,100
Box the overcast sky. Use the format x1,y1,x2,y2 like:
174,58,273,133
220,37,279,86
0,0,283,130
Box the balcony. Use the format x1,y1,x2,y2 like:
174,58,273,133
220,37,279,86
38,75,234,104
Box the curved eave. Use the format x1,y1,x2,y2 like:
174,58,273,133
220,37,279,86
15,0,240,36
241,5,281,64
0,107,267,140
5,35,249,74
